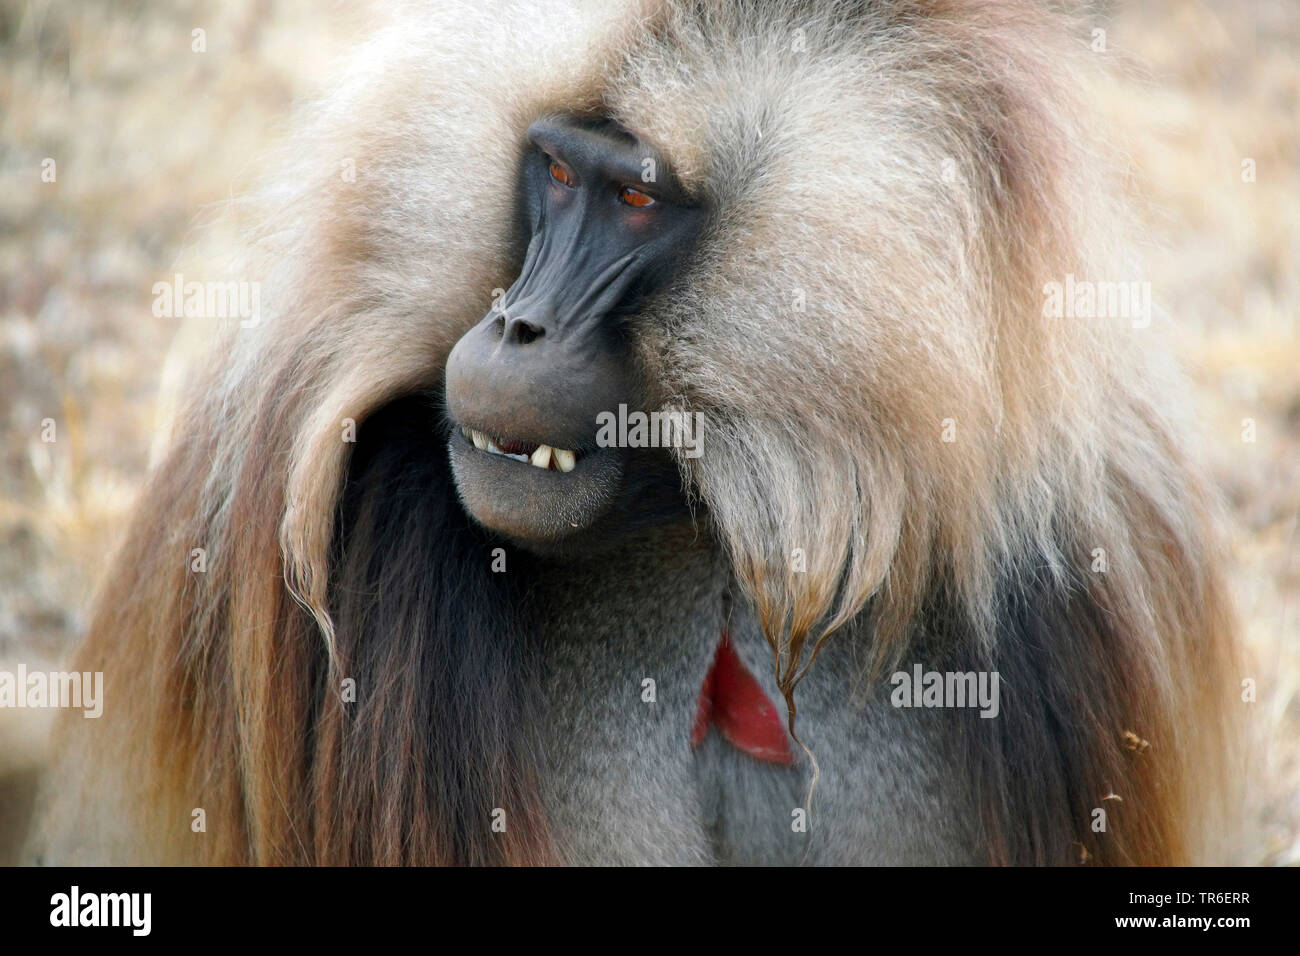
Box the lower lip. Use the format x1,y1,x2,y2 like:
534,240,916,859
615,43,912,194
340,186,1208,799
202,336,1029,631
446,430,625,543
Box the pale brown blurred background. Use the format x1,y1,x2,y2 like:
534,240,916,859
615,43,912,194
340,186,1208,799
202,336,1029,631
1,0,1296,864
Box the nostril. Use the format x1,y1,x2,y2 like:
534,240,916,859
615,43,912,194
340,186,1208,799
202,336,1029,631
506,318,545,345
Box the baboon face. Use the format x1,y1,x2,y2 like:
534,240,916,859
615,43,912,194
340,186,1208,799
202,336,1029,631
445,114,707,548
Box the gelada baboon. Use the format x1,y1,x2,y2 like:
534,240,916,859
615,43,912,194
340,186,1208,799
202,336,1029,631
33,0,1239,865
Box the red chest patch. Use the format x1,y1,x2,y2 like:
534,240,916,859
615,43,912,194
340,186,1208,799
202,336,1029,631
690,633,796,765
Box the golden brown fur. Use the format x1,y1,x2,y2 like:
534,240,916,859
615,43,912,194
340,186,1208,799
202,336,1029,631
30,0,1240,865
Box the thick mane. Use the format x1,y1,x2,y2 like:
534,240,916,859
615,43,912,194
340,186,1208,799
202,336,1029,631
319,397,550,864
614,1,1238,861
36,0,1238,866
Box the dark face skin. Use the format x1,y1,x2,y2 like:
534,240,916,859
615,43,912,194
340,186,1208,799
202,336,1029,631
444,115,707,551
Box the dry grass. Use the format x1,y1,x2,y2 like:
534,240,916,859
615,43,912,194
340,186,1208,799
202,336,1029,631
0,0,1295,863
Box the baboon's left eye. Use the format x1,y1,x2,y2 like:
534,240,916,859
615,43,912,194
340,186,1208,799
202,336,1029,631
549,161,576,187
618,186,655,208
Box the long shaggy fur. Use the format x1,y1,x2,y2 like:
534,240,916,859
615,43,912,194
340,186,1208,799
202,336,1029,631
33,0,1238,865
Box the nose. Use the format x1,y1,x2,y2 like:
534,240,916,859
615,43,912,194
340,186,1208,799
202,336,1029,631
501,315,545,346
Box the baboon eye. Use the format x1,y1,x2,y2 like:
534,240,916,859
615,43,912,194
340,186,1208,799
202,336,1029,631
549,160,576,187
618,186,655,208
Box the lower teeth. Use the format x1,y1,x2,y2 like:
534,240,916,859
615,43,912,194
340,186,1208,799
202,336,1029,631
461,426,573,471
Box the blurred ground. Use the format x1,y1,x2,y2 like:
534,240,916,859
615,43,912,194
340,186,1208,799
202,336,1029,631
1,0,1296,863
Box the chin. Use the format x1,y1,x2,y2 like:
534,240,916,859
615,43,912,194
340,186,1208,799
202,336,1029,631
445,423,626,547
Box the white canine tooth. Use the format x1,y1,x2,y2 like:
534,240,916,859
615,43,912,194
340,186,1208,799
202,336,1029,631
530,444,553,469
553,448,576,473
471,430,488,450
486,439,503,453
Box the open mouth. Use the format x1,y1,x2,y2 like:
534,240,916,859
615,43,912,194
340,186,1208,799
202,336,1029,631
447,418,624,547
458,426,580,473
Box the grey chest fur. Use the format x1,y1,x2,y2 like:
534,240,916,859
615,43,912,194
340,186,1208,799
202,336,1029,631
530,532,982,865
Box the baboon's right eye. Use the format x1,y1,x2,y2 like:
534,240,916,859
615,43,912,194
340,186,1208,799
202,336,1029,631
549,160,576,188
